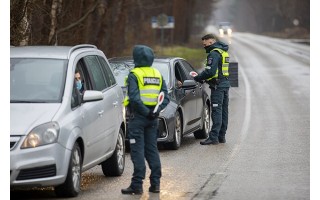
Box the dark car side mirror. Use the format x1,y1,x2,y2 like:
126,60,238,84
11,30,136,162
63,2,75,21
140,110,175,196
181,80,197,90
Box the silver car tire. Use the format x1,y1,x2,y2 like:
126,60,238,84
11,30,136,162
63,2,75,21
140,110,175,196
101,128,125,176
55,142,82,197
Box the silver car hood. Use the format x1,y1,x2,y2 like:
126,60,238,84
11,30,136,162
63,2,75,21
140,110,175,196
10,103,61,136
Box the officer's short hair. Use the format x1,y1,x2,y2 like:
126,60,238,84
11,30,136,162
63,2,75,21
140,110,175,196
201,34,216,40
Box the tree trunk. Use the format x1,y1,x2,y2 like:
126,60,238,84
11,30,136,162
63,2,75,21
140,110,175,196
48,0,60,44
10,0,30,46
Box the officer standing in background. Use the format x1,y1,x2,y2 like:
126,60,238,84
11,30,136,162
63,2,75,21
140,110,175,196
121,45,169,195
194,34,230,145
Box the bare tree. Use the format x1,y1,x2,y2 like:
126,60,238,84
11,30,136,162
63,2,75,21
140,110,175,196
10,0,30,46
48,0,61,44
12,0,309,55
231,0,309,37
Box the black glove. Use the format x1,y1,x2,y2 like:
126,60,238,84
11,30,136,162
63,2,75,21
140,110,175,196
194,76,201,82
194,76,205,83
147,110,159,120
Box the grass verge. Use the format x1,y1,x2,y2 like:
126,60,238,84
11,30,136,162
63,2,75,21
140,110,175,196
154,45,206,69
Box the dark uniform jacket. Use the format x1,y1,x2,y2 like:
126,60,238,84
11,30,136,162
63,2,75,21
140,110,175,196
196,41,230,88
127,45,169,117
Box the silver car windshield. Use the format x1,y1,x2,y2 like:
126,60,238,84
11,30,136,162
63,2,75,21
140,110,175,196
10,58,67,103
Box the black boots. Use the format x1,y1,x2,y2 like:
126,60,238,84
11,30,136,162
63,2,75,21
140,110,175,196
149,185,160,193
121,186,143,195
218,137,226,143
200,137,226,145
121,185,160,194
200,138,219,145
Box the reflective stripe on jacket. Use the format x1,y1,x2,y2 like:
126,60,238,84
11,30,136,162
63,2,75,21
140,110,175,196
123,76,129,106
206,48,230,81
123,67,162,106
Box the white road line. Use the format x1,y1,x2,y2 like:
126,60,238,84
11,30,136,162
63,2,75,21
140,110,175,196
192,53,252,200
219,53,252,172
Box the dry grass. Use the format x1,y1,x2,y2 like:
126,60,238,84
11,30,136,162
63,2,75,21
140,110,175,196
154,45,206,69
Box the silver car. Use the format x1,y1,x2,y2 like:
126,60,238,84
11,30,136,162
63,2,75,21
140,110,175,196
10,45,126,197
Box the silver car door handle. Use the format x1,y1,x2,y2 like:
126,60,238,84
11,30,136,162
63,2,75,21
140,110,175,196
98,110,104,116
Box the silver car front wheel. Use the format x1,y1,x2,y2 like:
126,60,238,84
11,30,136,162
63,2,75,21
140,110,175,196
55,142,82,197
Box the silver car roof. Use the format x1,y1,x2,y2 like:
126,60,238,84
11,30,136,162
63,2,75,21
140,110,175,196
10,44,97,59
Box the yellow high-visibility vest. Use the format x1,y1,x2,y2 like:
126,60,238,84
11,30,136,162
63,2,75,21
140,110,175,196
123,67,162,106
206,48,230,81
123,76,129,106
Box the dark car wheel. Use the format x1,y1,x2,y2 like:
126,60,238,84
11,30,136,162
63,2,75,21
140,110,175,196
55,142,82,197
101,128,125,176
194,103,210,139
166,111,182,150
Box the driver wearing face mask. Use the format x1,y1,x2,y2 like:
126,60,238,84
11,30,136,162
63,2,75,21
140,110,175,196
75,71,84,93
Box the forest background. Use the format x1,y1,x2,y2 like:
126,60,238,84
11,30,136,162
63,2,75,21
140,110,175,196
11,0,310,57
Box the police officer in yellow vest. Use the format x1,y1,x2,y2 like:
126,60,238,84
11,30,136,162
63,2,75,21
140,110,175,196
121,45,169,195
194,34,230,145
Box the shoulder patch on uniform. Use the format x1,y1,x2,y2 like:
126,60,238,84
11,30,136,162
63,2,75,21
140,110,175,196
207,57,213,65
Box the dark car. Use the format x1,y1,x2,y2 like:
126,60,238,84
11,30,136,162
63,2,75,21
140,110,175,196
218,22,233,37
109,57,211,150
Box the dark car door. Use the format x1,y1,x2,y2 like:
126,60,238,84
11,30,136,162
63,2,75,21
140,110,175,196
174,60,198,133
179,59,204,126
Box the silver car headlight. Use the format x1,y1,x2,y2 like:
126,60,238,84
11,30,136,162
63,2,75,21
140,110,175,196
21,122,60,149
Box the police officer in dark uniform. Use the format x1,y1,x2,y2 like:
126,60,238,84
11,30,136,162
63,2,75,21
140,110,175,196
194,34,230,145
121,45,169,194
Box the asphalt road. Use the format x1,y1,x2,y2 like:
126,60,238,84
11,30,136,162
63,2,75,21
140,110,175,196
11,32,310,200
